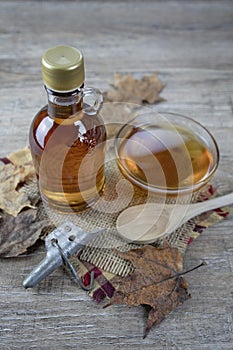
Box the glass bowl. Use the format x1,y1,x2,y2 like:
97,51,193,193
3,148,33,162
114,111,219,196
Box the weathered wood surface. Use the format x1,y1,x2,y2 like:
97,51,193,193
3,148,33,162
0,1,233,349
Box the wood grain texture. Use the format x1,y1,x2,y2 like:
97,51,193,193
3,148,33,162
0,1,233,349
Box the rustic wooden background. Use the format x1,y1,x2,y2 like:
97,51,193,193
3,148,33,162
0,1,233,349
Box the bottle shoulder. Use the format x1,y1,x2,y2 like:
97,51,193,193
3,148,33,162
32,105,105,130
32,105,49,125
30,106,106,150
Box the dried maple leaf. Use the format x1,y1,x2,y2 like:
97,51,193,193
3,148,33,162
7,147,33,166
104,73,165,105
0,162,35,217
105,244,191,338
0,148,35,217
0,209,48,257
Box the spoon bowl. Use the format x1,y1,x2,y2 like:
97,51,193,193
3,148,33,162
116,192,233,243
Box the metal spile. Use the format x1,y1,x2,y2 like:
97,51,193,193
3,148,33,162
23,221,103,290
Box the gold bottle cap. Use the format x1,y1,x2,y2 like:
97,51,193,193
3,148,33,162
42,45,85,92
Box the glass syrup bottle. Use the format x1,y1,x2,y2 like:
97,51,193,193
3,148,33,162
29,45,106,212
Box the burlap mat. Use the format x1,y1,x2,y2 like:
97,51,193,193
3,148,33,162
1,142,232,281
33,140,232,278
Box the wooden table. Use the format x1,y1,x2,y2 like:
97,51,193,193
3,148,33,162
0,1,233,349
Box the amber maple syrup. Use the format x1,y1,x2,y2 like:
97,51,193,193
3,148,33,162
30,104,106,212
118,124,214,191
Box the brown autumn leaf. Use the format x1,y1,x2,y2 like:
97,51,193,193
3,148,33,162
0,163,34,216
104,73,165,105
0,209,48,257
0,161,35,217
7,147,33,166
0,148,49,257
105,244,191,338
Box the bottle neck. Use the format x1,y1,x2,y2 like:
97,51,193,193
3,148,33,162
46,86,83,119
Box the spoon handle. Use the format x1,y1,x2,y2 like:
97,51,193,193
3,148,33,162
185,192,233,221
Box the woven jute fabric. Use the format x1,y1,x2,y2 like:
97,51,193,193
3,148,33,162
34,141,225,278
2,144,231,278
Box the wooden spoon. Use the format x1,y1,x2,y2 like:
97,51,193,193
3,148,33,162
116,192,233,243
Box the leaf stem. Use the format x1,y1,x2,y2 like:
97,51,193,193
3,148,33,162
177,260,206,277
107,260,206,299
